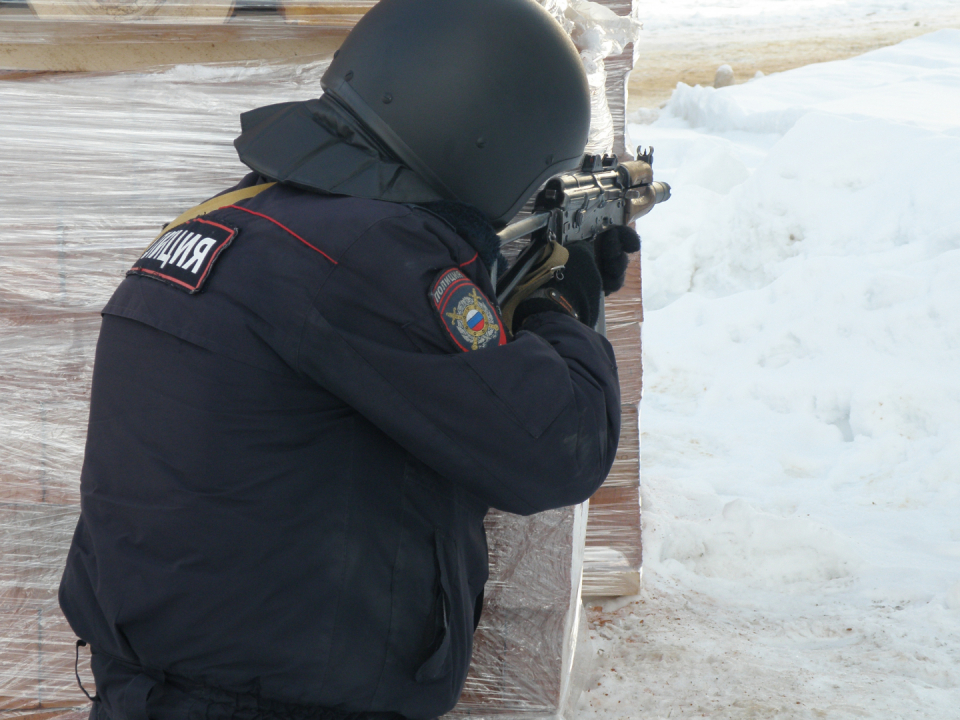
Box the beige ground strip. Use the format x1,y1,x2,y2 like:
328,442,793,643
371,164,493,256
628,8,960,111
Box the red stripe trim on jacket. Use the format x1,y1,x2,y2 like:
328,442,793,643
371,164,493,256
223,205,338,265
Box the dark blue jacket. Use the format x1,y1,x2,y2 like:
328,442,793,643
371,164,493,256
59,177,620,720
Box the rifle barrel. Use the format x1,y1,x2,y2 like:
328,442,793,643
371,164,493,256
497,211,550,246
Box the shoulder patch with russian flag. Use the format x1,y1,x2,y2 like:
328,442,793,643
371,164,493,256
128,217,238,294
431,268,506,352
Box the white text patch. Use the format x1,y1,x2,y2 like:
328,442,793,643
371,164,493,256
129,218,238,294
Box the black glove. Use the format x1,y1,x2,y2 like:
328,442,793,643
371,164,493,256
594,225,640,295
512,241,602,331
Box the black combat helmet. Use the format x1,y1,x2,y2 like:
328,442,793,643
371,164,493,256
320,0,591,225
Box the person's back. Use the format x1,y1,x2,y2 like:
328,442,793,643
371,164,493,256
59,2,631,718
63,184,521,719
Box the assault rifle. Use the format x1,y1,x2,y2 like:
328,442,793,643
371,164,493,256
493,147,671,325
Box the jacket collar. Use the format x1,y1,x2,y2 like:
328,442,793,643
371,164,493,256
235,95,502,272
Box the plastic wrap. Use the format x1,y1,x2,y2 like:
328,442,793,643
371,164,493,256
604,252,642,405
448,506,592,719
0,2,360,77
582,405,641,597
0,1,375,42
568,0,640,154
581,221,643,597
0,55,338,720
0,1,640,716
535,0,639,154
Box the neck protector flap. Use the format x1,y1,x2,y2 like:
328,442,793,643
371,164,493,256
234,95,444,204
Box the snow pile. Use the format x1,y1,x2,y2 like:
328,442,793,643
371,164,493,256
579,29,960,719
663,30,960,135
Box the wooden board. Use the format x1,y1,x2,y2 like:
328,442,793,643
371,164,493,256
29,0,235,23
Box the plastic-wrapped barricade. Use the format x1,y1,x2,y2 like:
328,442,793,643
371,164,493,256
538,0,643,599
0,52,340,720
0,2,641,718
584,253,642,597
0,1,376,38
447,506,592,719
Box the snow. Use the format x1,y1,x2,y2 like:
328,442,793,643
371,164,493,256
578,27,960,720
636,0,960,33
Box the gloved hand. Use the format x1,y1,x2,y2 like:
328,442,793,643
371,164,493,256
594,224,640,295
512,241,601,331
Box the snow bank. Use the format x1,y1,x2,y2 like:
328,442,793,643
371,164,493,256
662,29,960,134
578,28,960,719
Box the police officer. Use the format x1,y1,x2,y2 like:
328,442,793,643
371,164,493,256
59,1,638,719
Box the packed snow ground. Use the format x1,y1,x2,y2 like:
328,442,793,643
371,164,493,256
578,28,960,720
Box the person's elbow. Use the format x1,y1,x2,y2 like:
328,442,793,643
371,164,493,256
494,397,619,516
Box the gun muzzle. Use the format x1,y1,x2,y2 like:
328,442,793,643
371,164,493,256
625,180,671,224
652,181,671,204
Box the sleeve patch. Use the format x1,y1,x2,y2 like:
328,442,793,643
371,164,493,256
128,217,239,294
430,268,507,352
